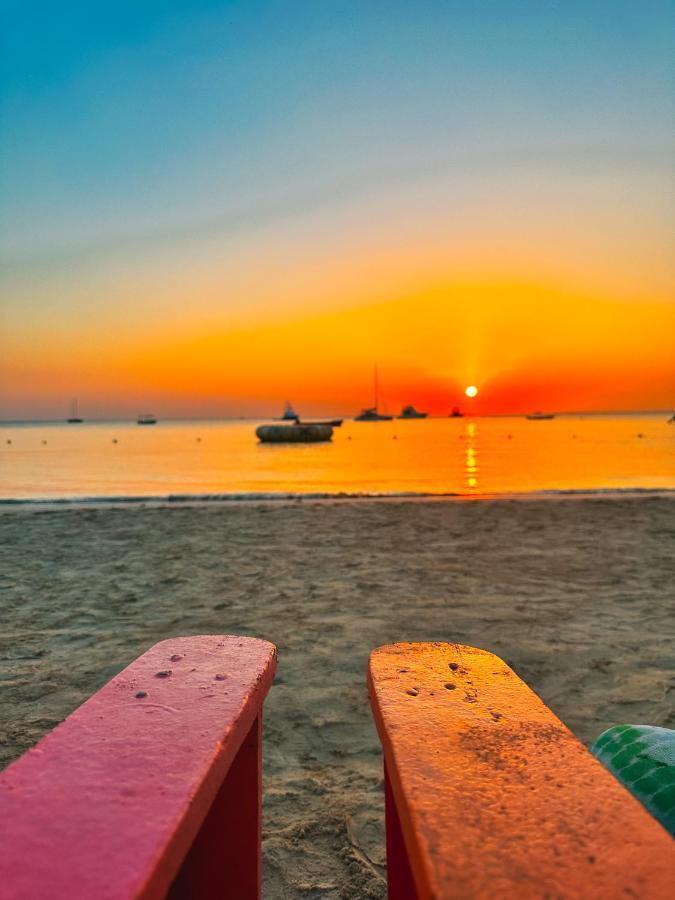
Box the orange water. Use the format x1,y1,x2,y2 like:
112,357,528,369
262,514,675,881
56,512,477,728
0,415,673,500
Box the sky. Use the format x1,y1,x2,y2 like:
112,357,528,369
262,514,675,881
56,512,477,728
1,0,674,418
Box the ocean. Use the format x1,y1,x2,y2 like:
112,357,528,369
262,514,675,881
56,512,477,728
0,414,673,502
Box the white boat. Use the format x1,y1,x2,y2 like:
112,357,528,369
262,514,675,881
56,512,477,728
137,414,157,425
355,367,393,421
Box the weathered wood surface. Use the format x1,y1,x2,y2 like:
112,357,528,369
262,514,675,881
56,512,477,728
369,642,675,899
0,635,276,899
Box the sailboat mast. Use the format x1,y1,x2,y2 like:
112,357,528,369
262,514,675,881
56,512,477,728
374,365,378,412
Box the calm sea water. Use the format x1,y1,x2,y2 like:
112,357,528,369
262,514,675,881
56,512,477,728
0,415,673,501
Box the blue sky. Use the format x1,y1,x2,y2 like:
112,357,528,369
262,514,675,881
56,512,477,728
2,1,672,267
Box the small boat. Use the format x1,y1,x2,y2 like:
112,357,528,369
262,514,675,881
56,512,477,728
256,423,333,443
668,414,674,424
67,399,83,423
526,412,555,420
278,402,299,421
137,414,157,425
297,418,343,427
355,367,393,421
449,407,464,418
397,405,427,419
355,407,393,422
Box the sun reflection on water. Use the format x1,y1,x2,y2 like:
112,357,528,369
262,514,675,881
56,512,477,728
465,422,478,491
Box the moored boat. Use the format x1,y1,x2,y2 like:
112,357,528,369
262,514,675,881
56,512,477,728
526,412,555,420
298,418,343,427
355,367,393,421
449,407,464,418
67,399,83,423
278,402,299,421
397,405,427,419
137,414,157,425
355,407,393,422
256,423,333,443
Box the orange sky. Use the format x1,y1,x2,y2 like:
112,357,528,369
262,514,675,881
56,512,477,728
3,275,673,417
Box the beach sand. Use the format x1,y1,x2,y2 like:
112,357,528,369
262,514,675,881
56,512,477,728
1,496,674,897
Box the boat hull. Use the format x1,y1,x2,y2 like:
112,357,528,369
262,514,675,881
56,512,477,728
298,419,343,427
256,424,333,443
355,414,393,421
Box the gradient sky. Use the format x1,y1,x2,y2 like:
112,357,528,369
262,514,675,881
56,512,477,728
1,1,674,417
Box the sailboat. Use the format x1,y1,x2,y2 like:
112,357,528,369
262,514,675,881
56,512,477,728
355,367,393,421
67,399,83,423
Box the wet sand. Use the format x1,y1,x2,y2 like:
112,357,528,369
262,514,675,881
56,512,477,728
1,496,674,898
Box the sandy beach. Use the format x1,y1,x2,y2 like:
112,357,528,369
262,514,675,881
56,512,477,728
1,495,674,897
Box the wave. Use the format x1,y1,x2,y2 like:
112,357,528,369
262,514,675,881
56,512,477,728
0,487,673,507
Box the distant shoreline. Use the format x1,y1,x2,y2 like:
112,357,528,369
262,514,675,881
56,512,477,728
0,409,673,426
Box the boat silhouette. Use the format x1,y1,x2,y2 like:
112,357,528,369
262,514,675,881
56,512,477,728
397,405,427,419
355,367,393,421
278,402,299,421
67,399,83,423
276,401,342,426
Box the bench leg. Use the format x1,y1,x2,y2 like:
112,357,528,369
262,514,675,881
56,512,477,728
169,713,262,899
385,762,418,899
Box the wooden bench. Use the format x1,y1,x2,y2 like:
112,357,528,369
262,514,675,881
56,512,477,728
0,635,276,900
368,642,675,899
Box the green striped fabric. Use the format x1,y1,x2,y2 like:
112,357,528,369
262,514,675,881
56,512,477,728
591,724,675,837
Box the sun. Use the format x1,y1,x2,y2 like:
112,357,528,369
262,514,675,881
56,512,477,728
465,385,478,398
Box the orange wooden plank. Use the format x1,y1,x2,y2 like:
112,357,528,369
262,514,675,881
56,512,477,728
0,635,276,900
368,642,675,899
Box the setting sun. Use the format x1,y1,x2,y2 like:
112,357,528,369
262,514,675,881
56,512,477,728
465,386,479,398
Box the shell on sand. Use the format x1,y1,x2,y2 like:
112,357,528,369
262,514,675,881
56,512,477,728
256,424,333,443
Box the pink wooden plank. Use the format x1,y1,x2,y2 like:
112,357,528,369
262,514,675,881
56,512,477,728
369,642,675,899
0,635,276,900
